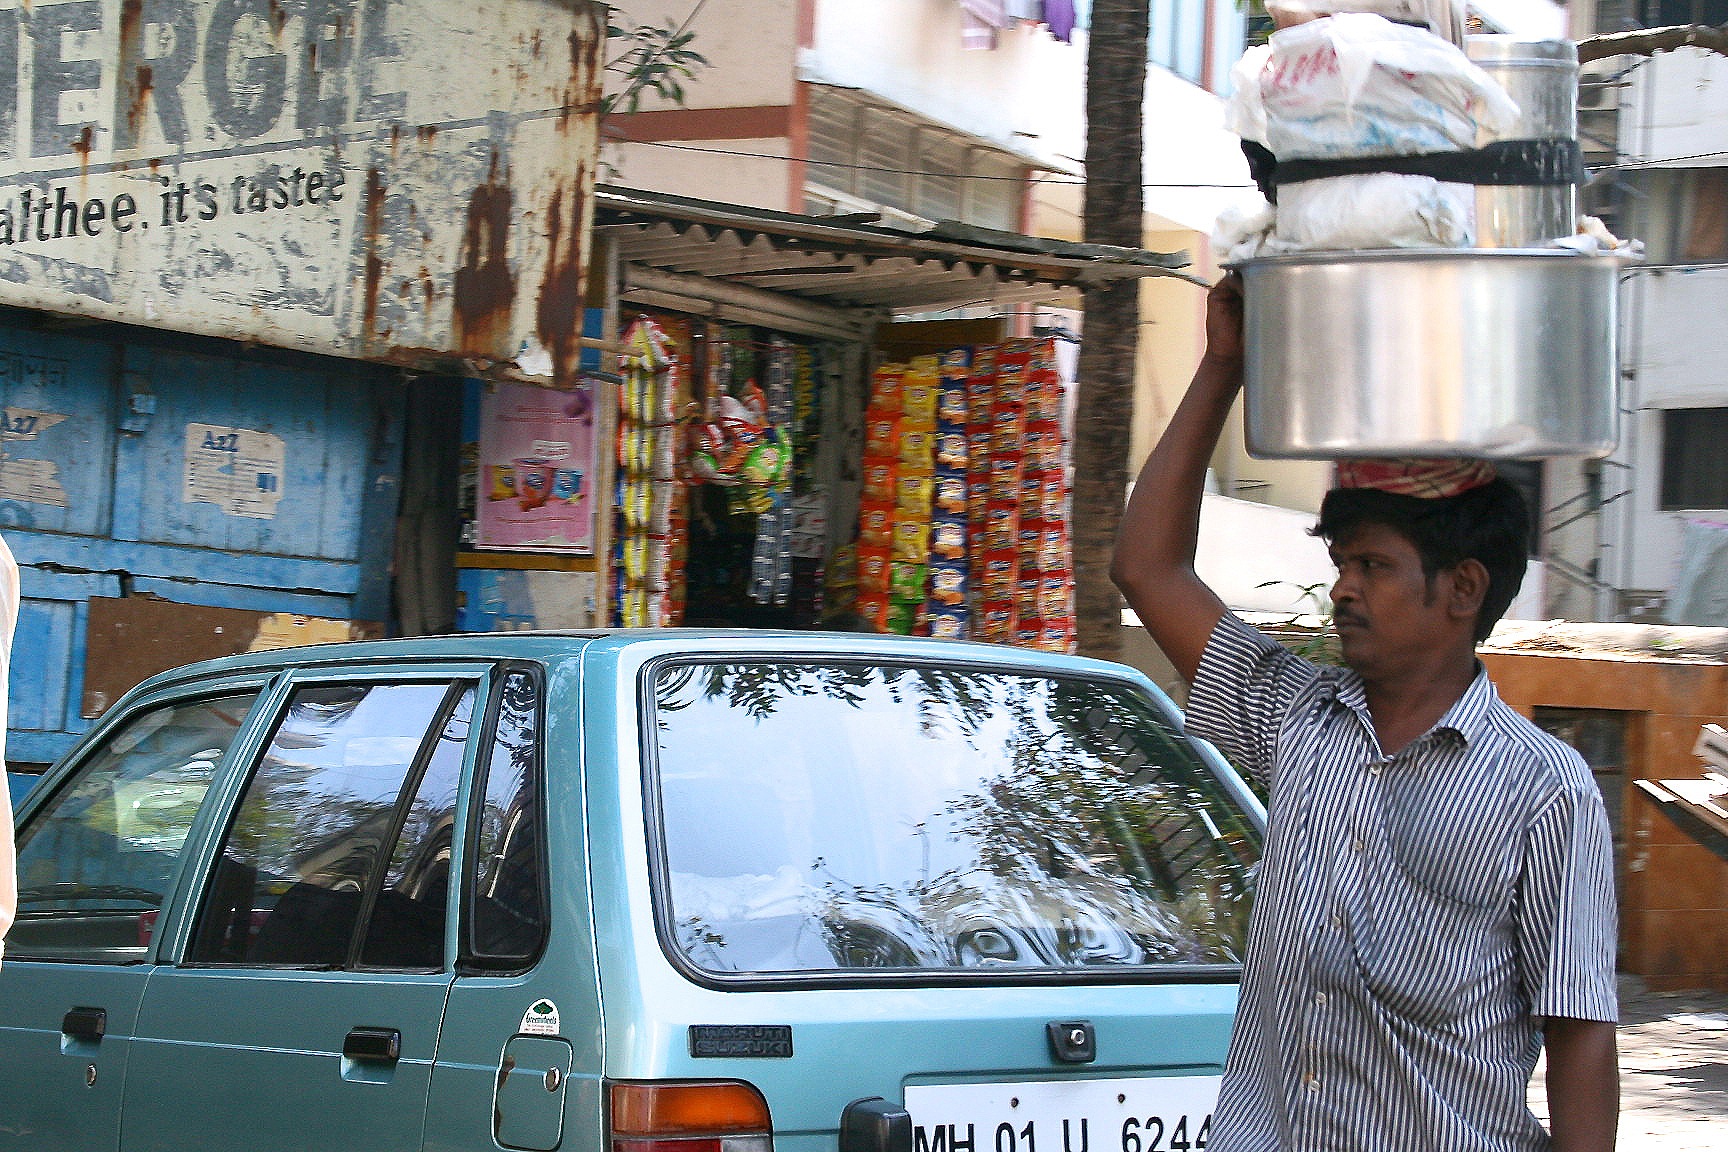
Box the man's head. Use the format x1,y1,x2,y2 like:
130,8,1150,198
1312,478,1530,668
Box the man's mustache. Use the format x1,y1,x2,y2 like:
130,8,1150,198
1333,607,1368,629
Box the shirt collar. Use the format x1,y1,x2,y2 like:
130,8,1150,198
1321,660,1499,751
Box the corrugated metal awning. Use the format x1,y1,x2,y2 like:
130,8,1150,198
594,186,1198,330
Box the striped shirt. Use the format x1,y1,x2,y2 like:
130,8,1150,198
1186,614,1618,1152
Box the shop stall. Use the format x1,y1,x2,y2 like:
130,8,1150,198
456,186,1191,646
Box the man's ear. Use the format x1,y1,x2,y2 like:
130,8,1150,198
1447,558,1490,621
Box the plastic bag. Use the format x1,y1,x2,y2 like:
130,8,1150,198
1227,15,1518,161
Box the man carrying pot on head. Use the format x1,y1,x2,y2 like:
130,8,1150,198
1111,275,1619,1152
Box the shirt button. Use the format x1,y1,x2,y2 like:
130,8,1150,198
1352,837,1366,853
1302,1072,1320,1091
1313,991,1328,1006
1331,913,1345,929
1369,762,1383,776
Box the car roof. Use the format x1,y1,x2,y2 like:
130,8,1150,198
122,629,1153,697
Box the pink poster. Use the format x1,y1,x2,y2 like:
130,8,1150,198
476,379,598,553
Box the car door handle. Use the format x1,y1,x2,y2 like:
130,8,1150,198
343,1027,401,1062
62,1007,106,1041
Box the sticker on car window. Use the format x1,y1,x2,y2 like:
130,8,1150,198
520,1000,561,1036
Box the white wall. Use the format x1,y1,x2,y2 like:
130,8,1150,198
604,0,801,111
804,0,1086,173
1625,47,1728,167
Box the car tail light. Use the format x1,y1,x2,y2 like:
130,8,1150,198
609,1080,774,1152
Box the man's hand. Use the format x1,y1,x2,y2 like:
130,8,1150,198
1544,1016,1618,1152
1203,272,1246,367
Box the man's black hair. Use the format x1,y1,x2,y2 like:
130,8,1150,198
1312,478,1530,643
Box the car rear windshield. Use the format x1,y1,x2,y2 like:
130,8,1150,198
649,659,1260,979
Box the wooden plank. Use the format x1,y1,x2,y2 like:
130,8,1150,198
80,596,383,718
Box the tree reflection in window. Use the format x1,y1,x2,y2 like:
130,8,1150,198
653,662,1260,976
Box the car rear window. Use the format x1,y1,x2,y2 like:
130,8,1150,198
649,660,1260,979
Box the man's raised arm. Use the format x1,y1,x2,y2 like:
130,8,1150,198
1110,275,1246,685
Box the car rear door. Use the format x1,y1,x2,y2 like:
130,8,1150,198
120,666,491,1152
0,683,271,1152
610,642,1264,1152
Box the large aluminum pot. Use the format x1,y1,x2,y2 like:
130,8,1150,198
1238,248,1623,460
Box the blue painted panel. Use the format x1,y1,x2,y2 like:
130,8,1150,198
6,770,38,804
8,732,78,766
117,347,383,562
0,325,116,537
11,598,77,734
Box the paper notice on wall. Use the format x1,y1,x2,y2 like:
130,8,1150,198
0,456,69,507
2,409,68,442
0,407,72,507
183,423,287,519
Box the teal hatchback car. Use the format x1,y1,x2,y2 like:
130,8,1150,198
0,630,1262,1152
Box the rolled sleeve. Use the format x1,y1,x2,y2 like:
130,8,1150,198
1516,781,1620,1023
1184,614,1314,788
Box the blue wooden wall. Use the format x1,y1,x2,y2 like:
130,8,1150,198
0,314,404,766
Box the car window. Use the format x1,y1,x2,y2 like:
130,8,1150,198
650,661,1261,978
358,688,472,968
9,692,263,962
188,681,471,970
468,671,547,967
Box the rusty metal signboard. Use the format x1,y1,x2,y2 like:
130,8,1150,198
0,0,604,383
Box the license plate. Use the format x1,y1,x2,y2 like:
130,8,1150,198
905,1076,1221,1152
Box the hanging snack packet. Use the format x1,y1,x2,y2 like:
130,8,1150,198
1020,473,1047,517
1041,473,1068,521
896,471,935,519
937,375,969,426
1016,621,1044,648
968,376,998,425
1016,571,1042,617
890,560,927,603
980,600,1017,642
857,546,892,595
1040,572,1073,619
1041,524,1069,571
887,599,920,636
1017,521,1044,565
928,561,968,607
864,412,901,459
928,606,967,640
900,427,937,468
984,503,1020,553
857,501,895,549
978,550,1018,597
968,429,995,473
862,458,899,504
870,366,905,412
935,431,969,471
989,456,1023,503
1026,421,1065,471
855,592,892,631
901,378,939,430
934,472,968,516
893,520,931,565
931,517,968,560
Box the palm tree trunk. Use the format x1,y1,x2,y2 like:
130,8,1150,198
1073,0,1149,660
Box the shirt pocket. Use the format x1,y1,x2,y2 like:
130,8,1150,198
1349,850,1512,1029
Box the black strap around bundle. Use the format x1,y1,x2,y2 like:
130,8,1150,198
1271,138,1587,187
